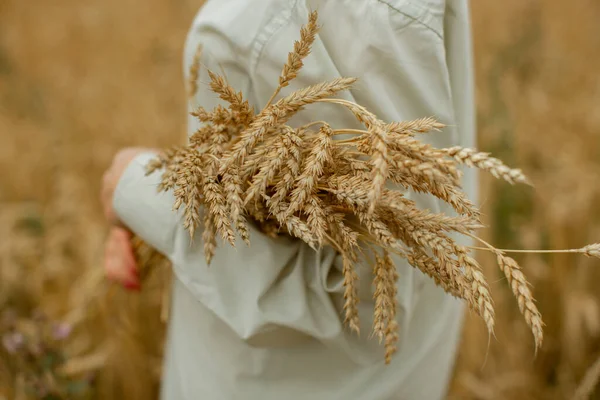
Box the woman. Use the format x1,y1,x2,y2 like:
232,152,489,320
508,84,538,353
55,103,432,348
101,0,477,398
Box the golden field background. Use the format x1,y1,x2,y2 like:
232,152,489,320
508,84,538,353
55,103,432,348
1,0,600,398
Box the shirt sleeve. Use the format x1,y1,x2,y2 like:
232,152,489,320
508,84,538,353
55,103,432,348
112,150,344,345
113,151,180,257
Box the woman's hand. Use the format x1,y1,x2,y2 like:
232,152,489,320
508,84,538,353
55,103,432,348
104,226,140,290
101,147,157,290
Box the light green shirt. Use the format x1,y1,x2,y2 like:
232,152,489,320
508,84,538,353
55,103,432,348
114,0,477,398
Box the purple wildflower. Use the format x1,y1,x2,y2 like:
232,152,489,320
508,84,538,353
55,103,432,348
52,322,72,340
2,332,24,354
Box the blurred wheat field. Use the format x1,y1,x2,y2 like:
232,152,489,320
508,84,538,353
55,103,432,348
1,0,600,399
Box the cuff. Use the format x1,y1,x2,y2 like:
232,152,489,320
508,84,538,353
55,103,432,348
112,152,180,257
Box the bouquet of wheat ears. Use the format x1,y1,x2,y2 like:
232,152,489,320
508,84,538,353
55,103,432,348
131,11,600,364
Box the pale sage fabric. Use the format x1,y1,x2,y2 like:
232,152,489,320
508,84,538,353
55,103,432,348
113,0,477,398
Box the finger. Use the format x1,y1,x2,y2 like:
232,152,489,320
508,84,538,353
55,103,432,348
104,238,127,281
123,282,141,292
104,229,134,283
116,236,139,281
103,235,117,269
112,227,132,241
104,254,117,281
105,251,136,284
105,251,125,282
113,228,139,281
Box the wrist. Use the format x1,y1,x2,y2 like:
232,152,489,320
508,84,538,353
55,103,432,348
110,151,160,224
